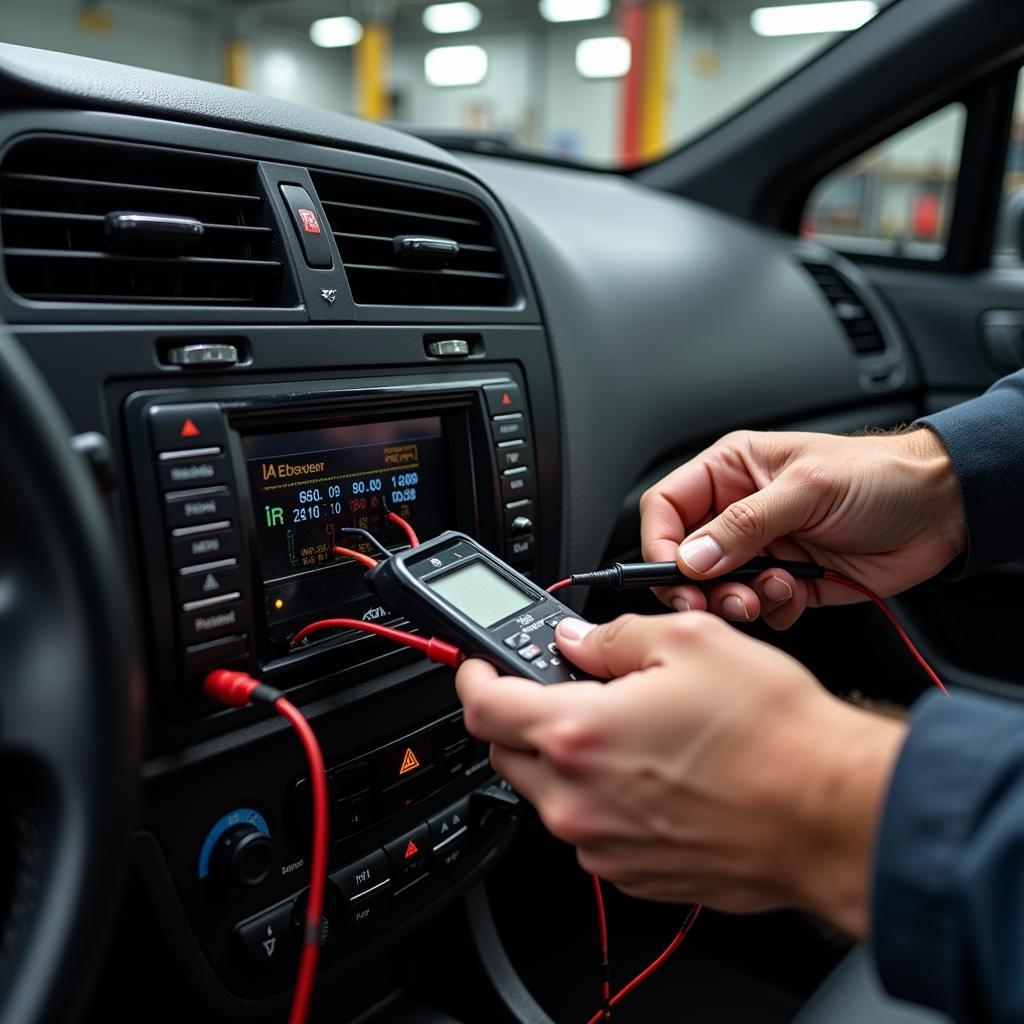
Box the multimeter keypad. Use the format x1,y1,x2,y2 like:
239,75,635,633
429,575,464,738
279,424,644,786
501,619,579,682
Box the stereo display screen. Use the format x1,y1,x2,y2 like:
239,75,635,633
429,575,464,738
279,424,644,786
242,415,454,652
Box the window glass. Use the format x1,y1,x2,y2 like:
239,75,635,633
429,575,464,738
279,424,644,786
0,0,896,168
802,103,965,260
994,67,1024,266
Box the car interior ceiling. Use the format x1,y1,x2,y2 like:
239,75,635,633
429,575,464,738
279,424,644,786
0,0,1023,1021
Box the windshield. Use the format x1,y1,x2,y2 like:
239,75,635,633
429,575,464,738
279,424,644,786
2,0,894,167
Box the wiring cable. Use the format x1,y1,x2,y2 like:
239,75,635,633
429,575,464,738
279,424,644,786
203,670,329,1024
388,510,420,548
333,545,379,570
290,616,464,669
335,526,392,560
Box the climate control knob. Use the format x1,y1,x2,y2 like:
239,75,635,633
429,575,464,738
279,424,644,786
211,824,274,888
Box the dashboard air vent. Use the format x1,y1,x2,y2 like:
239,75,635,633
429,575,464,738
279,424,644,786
0,137,288,306
310,170,513,307
801,261,886,355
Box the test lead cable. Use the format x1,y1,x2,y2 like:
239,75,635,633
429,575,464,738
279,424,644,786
203,671,329,1024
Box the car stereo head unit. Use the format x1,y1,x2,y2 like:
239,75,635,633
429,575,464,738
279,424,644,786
125,373,540,716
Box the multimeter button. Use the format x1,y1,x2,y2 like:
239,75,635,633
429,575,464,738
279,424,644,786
544,616,564,629
534,658,549,671
550,656,563,667
504,632,531,650
547,641,559,655
518,644,542,662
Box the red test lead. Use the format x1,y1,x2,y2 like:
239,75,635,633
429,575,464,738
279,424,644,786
203,670,330,1024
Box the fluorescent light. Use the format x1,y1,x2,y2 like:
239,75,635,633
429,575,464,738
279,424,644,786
423,2,481,34
539,0,610,23
751,2,877,37
263,51,299,90
309,15,363,48
424,44,488,87
575,36,630,79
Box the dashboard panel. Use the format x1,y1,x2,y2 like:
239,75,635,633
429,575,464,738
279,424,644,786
0,40,917,1020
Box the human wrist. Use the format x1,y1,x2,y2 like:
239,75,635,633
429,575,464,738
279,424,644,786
775,699,907,936
894,427,966,560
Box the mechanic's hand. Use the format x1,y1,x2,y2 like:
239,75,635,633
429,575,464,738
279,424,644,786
457,612,905,936
640,428,965,628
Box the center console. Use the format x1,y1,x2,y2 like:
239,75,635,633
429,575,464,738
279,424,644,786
0,108,561,1016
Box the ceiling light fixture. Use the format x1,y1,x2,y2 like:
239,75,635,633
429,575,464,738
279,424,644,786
539,0,610,23
309,15,363,48
575,36,630,79
422,2,482,34
424,44,488,87
750,1,878,37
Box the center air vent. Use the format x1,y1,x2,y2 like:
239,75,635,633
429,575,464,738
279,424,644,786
310,170,514,307
801,261,886,355
0,137,289,307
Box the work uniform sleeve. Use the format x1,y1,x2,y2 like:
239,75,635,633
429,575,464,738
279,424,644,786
872,689,1024,1022
918,369,1024,575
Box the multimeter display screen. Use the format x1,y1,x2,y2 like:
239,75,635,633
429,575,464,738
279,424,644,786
427,560,535,628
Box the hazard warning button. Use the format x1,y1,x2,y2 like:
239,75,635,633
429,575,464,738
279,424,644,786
384,823,431,888
149,403,227,454
483,382,522,416
380,734,433,785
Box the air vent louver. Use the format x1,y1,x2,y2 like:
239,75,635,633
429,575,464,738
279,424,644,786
310,170,514,307
0,137,288,306
801,261,886,356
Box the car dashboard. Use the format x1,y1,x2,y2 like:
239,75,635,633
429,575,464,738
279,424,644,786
0,40,918,1022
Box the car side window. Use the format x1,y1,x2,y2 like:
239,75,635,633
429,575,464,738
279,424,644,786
801,103,966,261
994,68,1024,266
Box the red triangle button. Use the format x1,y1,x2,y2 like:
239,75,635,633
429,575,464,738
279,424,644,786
403,840,419,860
501,392,512,406
180,418,201,438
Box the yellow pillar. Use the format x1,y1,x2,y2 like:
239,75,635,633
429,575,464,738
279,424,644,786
224,39,250,89
356,24,391,122
640,1,680,161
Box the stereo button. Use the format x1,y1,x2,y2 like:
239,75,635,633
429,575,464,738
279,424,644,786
159,454,229,492
181,600,245,645
177,563,242,605
508,535,535,564
496,440,527,470
171,528,239,568
501,466,533,502
491,413,525,443
165,486,235,530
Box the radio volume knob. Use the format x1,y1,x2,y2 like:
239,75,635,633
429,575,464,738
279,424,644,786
211,824,275,889
510,515,533,535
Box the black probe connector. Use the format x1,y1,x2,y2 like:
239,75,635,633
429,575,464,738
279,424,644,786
569,556,827,590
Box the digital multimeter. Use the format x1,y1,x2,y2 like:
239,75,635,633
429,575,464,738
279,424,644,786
365,531,589,684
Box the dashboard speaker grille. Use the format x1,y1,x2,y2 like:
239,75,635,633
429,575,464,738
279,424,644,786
309,169,514,307
0,137,289,307
801,261,886,356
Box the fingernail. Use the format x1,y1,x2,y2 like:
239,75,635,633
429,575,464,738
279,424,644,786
671,597,691,612
722,595,750,621
557,618,595,642
763,576,793,603
678,536,725,574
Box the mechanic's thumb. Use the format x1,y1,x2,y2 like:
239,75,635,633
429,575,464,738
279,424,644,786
555,614,662,680
676,474,809,578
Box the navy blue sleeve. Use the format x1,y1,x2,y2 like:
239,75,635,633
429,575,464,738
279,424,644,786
872,689,1024,1022
918,370,1024,576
